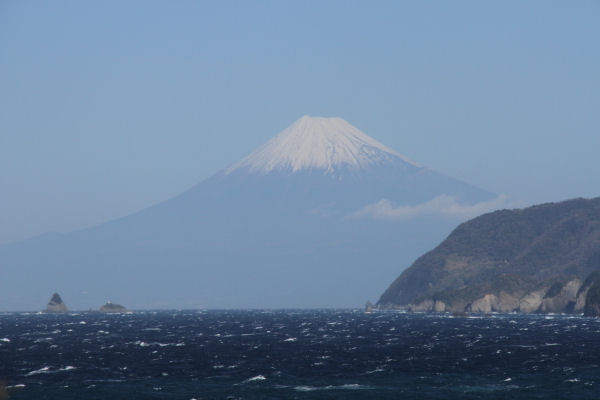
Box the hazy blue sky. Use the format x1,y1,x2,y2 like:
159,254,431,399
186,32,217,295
1,1,599,244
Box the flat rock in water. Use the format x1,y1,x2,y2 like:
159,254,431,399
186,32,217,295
99,302,127,313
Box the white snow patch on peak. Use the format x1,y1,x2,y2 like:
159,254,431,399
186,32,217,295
226,116,418,174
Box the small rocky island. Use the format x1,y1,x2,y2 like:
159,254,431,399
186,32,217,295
378,197,600,315
45,293,68,313
99,301,127,313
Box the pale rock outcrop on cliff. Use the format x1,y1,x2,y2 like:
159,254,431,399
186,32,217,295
468,294,499,313
518,289,547,313
574,288,589,313
539,279,582,313
410,299,434,312
433,300,446,312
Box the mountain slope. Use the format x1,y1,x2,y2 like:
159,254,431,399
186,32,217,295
0,116,495,311
378,197,600,313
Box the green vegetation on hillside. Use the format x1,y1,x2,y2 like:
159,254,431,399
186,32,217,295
378,197,600,311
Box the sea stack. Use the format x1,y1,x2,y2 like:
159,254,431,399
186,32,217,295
99,301,127,313
45,293,68,313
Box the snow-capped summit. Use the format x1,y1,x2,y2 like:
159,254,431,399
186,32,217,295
226,116,418,174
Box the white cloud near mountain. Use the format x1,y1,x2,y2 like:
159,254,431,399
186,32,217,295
352,194,512,221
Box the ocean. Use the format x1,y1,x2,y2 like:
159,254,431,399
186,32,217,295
0,310,599,399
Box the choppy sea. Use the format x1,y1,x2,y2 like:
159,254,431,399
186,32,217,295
1,310,599,399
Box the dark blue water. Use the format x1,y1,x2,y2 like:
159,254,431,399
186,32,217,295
1,310,599,399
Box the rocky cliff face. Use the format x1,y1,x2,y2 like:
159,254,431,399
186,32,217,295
378,197,600,313
45,293,68,313
582,273,600,317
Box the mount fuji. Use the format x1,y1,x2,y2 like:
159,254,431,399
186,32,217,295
0,116,497,310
